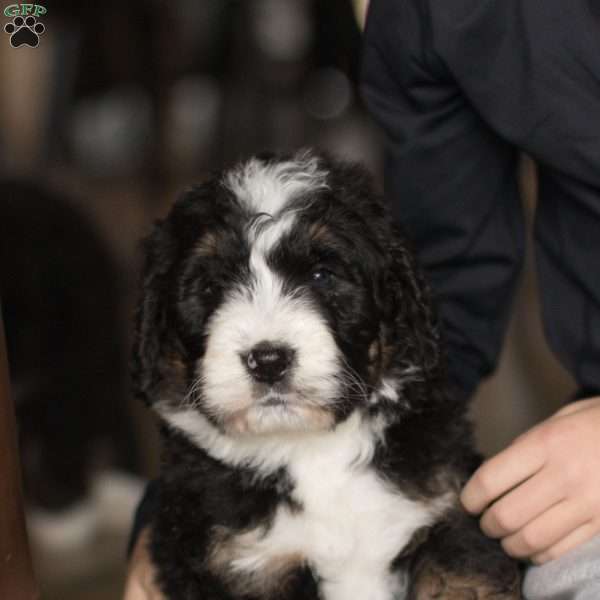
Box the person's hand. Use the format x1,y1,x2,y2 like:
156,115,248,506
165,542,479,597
122,528,165,600
461,397,600,565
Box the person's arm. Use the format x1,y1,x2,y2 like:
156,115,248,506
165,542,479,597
361,0,525,403
430,0,600,563
429,0,600,396
363,0,600,565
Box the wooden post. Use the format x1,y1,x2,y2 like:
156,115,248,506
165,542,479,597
0,311,39,599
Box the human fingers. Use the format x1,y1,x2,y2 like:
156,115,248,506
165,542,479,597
479,469,566,539
461,432,546,515
500,499,590,560
550,398,598,419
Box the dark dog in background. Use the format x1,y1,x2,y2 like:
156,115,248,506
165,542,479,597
0,181,137,537
133,152,522,599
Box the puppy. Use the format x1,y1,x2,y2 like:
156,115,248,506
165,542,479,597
132,152,522,600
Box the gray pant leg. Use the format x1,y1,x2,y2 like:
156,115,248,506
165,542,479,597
523,535,600,600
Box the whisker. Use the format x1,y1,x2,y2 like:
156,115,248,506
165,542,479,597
334,356,374,403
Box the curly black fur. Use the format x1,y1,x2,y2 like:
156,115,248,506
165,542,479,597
132,152,522,599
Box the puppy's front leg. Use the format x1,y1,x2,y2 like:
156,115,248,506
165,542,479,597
407,512,523,600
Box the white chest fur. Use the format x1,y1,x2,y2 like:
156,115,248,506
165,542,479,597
163,408,451,599
221,414,444,600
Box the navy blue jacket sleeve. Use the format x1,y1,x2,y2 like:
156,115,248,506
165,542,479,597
361,0,600,398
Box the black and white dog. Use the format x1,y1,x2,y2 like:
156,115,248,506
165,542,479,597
132,152,521,599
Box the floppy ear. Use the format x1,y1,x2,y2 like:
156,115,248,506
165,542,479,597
131,219,182,406
383,224,443,385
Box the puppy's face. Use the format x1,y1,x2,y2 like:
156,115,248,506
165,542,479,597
133,153,440,437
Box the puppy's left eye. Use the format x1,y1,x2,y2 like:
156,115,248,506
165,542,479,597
311,268,336,287
201,284,218,299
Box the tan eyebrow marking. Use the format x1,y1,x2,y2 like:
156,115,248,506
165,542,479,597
308,221,330,242
193,231,219,257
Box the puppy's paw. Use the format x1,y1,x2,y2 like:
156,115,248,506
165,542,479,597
410,562,521,600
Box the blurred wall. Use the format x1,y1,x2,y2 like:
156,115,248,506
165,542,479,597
471,158,575,455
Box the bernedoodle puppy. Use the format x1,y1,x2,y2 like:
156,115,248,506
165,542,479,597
132,151,522,599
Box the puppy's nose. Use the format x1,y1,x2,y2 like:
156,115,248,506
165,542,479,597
245,342,294,384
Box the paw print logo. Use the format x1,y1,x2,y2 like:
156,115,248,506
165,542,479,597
4,15,45,48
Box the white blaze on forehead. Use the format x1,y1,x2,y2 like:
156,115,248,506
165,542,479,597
248,211,298,258
195,152,337,433
224,151,329,217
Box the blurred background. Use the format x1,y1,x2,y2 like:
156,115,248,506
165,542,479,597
0,1,574,598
